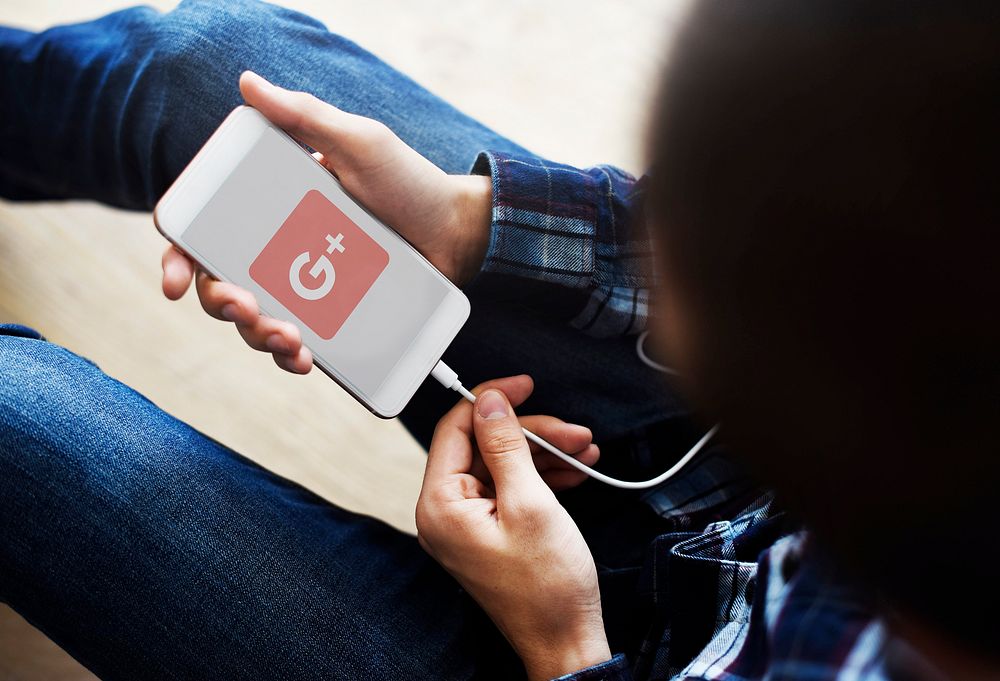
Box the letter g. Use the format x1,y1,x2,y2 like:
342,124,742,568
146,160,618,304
289,251,336,301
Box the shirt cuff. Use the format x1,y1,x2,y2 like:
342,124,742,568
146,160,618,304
470,150,598,288
550,653,632,681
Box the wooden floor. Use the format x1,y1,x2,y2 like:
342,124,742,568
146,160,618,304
0,0,687,677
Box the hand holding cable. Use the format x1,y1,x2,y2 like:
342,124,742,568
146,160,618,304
416,376,613,680
431,360,717,490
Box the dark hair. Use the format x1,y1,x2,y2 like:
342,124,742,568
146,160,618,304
649,0,1000,654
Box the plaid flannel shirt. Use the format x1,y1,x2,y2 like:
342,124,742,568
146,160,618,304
471,152,654,338
470,152,930,681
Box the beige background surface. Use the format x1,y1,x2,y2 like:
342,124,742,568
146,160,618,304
0,0,689,677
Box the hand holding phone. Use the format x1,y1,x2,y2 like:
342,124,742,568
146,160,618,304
156,72,492,415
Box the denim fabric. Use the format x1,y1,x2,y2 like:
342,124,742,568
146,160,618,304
1,2,529,208
0,323,523,679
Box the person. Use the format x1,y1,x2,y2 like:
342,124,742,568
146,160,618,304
1,1,996,679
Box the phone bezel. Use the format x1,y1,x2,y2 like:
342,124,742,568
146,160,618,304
153,106,470,418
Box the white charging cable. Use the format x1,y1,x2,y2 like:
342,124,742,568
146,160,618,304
430,360,718,490
635,330,678,375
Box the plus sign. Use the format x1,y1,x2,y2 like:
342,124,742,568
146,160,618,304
325,233,346,255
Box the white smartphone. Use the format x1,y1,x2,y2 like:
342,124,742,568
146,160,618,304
154,106,470,417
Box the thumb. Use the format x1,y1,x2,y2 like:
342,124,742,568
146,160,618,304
239,71,355,159
473,390,549,497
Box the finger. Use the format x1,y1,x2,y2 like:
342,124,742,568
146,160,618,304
467,415,597,485
426,374,534,484
541,464,596,492
473,389,550,500
239,71,380,162
468,443,600,491
533,437,599,491
537,442,600,473
272,345,313,374
195,271,259,324
465,374,535,410
235,316,303,356
517,416,595,465
437,375,536,439
435,375,536,487
161,246,195,300
423,409,479,496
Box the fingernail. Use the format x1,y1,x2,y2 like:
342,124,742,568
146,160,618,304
221,303,239,322
265,334,290,353
476,390,508,420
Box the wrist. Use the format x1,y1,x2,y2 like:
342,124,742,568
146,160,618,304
520,627,612,681
448,173,493,286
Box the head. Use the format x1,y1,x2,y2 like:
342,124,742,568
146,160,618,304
647,0,999,663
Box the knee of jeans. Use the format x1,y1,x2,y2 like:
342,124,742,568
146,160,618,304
0,335,210,527
154,0,326,82
153,2,259,89
134,0,330,197
0,337,101,463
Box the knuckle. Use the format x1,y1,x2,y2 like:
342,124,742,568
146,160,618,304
415,498,476,549
239,292,259,315
352,117,393,144
282,323,301,344
482,427,524,455
290,89,321,112
508,495,547,521
244,329,268,351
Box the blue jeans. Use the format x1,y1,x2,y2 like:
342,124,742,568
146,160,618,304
1,2,685,678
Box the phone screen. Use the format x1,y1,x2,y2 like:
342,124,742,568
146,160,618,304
181,126,451,398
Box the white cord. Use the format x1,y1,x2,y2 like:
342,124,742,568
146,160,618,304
430,360,718,490
635,330,678,375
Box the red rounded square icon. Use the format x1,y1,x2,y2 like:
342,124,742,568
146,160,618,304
250,190,390,339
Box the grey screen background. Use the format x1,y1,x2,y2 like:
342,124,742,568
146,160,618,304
182,128,449,397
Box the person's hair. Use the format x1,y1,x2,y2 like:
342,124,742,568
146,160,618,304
648,0,1000,655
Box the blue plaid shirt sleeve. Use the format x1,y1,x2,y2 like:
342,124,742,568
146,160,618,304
471,151,654,338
